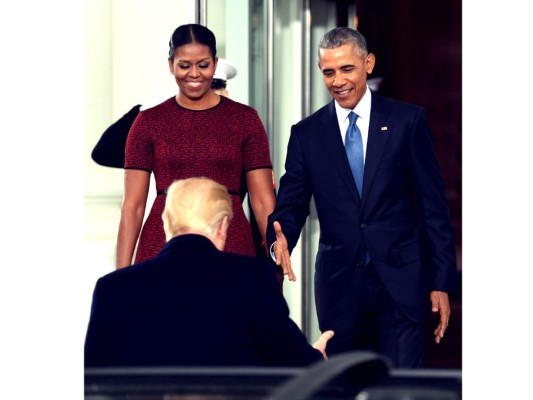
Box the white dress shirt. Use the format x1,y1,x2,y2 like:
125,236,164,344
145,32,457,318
335,85,372,163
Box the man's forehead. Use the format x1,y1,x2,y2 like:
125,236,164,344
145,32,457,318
318,46,362,67
320,46,363,60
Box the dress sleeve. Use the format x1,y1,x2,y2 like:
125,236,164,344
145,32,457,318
124,111,153,172
242,108,272,172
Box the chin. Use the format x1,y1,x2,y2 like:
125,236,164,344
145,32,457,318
337,99,356,109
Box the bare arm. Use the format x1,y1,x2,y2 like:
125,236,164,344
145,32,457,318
246,168,276,255
116,169,150,269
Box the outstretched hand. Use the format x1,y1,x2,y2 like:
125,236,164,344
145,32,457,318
312,330,335,360
273,221,296,281
431,291,451,344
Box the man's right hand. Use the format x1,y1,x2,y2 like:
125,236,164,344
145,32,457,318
273,221,296,281
312,330,335,360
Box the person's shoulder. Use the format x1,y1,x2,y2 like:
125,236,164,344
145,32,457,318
373,92,424,113
294,100,334,129
140,96,175,112
219,96,259,115
217,251,276,279
96,260,153,290
219,250,273,267
137,96,176,120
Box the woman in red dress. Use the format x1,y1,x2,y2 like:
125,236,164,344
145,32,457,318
116,24,276,269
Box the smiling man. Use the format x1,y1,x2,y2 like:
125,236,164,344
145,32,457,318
266,27,458,368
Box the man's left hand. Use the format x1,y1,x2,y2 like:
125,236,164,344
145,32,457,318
430,290,450,344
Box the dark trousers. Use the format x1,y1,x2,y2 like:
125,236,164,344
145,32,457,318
327,262,424,368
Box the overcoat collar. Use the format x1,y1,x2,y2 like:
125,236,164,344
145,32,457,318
159,234,218,256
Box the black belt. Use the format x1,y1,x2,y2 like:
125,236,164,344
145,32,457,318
157,189,240,196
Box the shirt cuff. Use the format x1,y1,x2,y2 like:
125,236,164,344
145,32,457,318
269,241,277,262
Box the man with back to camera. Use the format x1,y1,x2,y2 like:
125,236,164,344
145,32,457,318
267,27,458,368
84,176,333,367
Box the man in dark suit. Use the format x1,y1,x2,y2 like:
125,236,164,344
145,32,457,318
84,177,333,367
267,27,457,368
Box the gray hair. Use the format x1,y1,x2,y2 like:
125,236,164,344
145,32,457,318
318,27,368,58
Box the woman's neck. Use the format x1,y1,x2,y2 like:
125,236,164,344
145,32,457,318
175,91,221,110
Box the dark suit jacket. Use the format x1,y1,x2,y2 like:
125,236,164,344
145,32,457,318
84,234,322,367
267,93,457,334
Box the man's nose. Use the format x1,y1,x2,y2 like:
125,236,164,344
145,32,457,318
332,74,345,86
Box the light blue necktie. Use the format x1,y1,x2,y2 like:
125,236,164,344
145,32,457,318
345,111,364,197
346,111,370,265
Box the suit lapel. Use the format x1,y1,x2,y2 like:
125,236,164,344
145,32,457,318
318,101,361,204
361,94,391,206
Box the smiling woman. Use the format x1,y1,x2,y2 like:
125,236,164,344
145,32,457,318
167,24,219,109
116,24,277,272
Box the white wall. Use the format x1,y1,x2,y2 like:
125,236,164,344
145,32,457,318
207,0,250,105
2,1,86,397
271,0,306,330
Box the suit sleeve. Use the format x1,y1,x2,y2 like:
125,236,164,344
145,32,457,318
91,105,142,168
410,108,458,292
251,263,323,366
267,125,313,252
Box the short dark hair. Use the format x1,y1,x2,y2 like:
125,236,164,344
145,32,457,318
168,24,217,60
319,27,368,57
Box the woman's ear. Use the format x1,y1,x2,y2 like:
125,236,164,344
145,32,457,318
168,58,174,75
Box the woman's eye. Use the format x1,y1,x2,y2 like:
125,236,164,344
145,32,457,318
178,64,190,69
198,64,209,69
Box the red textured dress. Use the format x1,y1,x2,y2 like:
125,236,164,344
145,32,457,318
125,96,272,263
